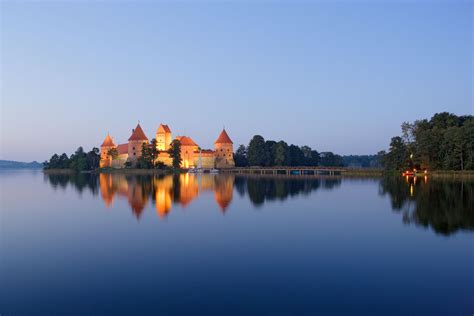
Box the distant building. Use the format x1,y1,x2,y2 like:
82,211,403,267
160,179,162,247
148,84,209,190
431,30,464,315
100,123,235,169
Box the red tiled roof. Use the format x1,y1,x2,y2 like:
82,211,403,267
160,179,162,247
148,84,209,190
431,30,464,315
101,134,116,147
176,136,198,147
157,123,171,134
128,124,148,141
117,143,128,155
215,129,233,144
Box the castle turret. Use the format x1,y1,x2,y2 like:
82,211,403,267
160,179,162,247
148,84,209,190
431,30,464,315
128,123,148,161
100,133,116,168
214,129,234,168
156,123,172,151
176,136,199,168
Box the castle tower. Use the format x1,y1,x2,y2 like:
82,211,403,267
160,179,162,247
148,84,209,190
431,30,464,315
214,129,235,168
128,123,149,161
156,124,172,151
100,133,116,168
176,136,199,168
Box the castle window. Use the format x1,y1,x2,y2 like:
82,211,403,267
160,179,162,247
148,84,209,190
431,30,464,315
221,149,223,152
133,147,135,150
133,153,136,156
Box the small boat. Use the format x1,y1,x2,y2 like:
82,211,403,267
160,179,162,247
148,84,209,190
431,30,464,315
188,150,204,174
402,170,414,177
402,169,428,177
188,168,203,174
209,168,219,174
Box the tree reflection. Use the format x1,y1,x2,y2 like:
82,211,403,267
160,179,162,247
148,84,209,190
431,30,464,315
44,172,99,195
45,172,474,235
241,176,341,207
379,176,474,235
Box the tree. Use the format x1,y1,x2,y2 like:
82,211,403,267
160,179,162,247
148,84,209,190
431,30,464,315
274,141,289,166
463,118,474,170
234,144,248,167
377,151,387,168
384,137,407,171
442,127,465,170
86,147,100,170
288,145,304,166
138,143,153,169
301,146,312,166
247,135,266,166
168,139,182,168
263,140,277,166
69,147,87,171
320,152,343,167
310,150,320,166
58,153,70,168
107,148,119,160
47,154,60,169
385,113,473,171
150,138,159,167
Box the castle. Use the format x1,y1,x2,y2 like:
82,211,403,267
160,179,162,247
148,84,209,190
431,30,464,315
100,123,235,169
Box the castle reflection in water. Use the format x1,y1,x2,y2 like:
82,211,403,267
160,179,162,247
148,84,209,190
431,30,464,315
42,172,473,235
99,173,235,218
44,172,342,219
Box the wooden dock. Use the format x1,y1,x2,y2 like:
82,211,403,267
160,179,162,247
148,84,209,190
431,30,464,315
220,167,347,176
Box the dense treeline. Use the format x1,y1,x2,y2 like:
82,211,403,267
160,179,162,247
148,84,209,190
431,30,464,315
234,135,344,167
43,147,100,171
342,155,382,168
381,113,474,171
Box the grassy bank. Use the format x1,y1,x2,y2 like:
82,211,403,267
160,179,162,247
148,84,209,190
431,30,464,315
429,170,474,179
43,169,77,174
342,168,383,177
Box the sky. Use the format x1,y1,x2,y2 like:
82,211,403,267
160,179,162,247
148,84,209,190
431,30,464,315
1,0,472,162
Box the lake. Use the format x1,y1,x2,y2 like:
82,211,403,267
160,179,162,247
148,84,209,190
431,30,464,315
1,170,473,315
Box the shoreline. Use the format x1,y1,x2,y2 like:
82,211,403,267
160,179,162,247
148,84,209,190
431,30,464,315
41,168,474,179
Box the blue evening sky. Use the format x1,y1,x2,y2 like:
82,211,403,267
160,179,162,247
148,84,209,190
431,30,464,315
1,0,472,161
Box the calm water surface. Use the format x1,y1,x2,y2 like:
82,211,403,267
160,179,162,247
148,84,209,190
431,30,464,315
1,170,473,315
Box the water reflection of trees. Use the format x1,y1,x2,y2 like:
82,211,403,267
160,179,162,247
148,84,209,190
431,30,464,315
44,173,99,195
379,176,474,235
235,176,342,206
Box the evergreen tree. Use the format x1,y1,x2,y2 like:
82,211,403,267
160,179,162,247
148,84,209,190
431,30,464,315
234,144,248,167
289,145,304,166
150,138,159,167
274,141,289,166
264,140,277,166
247,135,266,166
168,139,182,169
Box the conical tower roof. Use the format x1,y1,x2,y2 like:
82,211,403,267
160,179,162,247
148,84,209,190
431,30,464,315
101,134,116,147
128,123,148,141
214,129,233,144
